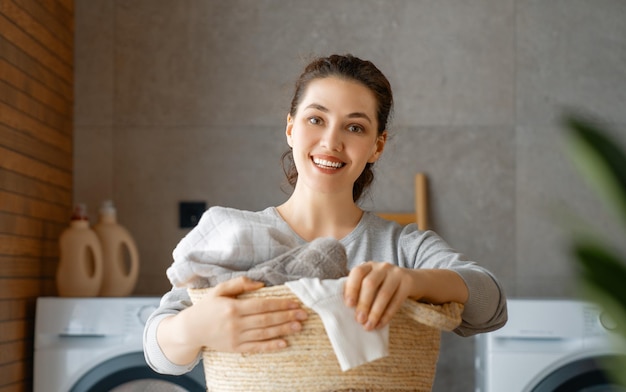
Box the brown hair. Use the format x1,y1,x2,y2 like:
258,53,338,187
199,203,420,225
281,54,394,202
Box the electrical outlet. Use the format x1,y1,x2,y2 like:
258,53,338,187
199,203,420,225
179,201,207,228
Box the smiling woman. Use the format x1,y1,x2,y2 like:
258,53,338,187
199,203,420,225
283,76,386,210
143,54,507,389
281,55,392,204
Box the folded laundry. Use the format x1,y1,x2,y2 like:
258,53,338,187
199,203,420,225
166,207,348,288
191,237,349,288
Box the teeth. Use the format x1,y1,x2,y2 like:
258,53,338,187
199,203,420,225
313,157,344,168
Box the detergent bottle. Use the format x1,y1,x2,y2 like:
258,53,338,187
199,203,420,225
93,200,140,297
56,204,103,297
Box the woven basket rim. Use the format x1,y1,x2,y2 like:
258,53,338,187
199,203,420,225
188,283,462,331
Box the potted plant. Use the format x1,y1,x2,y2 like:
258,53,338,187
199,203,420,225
563,112,626,387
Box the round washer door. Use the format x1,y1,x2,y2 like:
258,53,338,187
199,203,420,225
531,355,626,392
69,352,205,392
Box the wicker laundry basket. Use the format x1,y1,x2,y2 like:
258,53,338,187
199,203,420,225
188,285,463,392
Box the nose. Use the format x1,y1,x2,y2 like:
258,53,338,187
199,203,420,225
319,124,343,152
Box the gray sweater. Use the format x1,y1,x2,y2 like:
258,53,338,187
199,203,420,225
143,206,507,375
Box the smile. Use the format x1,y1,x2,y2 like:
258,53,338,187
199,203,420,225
312,157,345,169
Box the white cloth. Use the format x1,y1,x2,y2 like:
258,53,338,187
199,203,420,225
285,277,389,371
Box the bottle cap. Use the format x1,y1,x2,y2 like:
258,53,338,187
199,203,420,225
100,200,117,216
71,204,89,221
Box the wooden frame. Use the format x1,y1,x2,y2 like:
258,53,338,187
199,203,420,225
376,173,429,230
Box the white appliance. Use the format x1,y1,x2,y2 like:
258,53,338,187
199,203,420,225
34,297,205,392
475,299,626,392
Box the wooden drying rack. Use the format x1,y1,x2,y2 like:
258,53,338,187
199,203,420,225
376,173,429,231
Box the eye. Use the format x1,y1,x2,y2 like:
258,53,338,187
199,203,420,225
347,124,364,133
308,116,323,125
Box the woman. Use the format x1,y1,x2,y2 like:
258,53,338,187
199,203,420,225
144,54,507,375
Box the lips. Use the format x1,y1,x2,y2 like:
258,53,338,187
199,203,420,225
312,156,346,169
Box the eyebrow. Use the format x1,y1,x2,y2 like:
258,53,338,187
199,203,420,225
305,103,373,124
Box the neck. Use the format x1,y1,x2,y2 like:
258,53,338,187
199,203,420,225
277,185,363,241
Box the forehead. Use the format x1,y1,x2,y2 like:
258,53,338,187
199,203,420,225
298,76,378,115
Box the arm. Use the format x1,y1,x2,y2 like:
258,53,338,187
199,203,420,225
144,277,308,374
344,229,506,335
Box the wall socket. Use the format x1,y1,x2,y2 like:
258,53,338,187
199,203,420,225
179,201,207,228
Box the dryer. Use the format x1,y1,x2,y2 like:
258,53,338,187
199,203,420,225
34,297,205,392
475,299,626,392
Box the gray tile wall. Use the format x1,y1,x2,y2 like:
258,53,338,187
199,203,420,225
74,1,626,390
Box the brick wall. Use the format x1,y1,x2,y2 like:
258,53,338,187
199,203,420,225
0,1,73,390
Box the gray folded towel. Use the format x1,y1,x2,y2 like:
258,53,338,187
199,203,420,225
201,237,348,287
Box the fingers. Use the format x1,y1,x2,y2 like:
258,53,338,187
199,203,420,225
368,284,404,329
197,277,309,353
199,297,307,353
355,267,387,327
229,305,307,353
235,339,288,353
212,276,265,298
357,263,392,330
228,279,308,348
239,301,308,329
238,315,306,349
345,262,408,331
344,262,372,307
212,277,303,314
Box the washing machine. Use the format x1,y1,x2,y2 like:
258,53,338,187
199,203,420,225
475,298,626,392
34,297,205,392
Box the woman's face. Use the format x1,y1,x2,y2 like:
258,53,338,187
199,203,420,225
286,76,386,197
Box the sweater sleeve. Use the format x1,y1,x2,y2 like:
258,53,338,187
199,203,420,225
398,229,507,337
143,287,201,375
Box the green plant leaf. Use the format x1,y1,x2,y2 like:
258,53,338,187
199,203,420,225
572,239,626,386
597,351,626,388
563,111,626,387
563,113,626,230
572,240,626,337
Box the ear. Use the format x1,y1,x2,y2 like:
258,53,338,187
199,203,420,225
285,114,294,148
368,131,387,163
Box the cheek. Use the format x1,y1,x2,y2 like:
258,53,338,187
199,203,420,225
291,128,314,149
362,140,378,156
289,134,308,160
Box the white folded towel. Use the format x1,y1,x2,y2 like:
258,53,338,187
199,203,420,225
285,277,389,371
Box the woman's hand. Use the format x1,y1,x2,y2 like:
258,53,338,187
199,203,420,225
343,263,469,331
158,276,308,365
343,262,416,331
